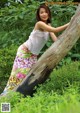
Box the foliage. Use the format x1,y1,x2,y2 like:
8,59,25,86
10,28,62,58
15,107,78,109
36,61,80,94
0,89,80,113
0,0,8,8
0,0,80,61
0,61,80,113
0,1,40,48
0,45,18,93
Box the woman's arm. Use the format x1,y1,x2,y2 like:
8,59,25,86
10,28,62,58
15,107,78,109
49,32,58,42
48,23,58,42
36,21,69,33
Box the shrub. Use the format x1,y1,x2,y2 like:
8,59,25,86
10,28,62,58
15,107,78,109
0,45,18,93
0,87,80,113
36,61,80,94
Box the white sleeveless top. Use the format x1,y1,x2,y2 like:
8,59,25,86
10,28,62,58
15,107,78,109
24,29,49,55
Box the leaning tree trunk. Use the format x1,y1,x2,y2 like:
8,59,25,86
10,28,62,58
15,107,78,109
13,4,80,96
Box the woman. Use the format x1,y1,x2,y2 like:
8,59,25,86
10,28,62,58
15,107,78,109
1,4,69,96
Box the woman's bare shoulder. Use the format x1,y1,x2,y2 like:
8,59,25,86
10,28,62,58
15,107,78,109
34,21,44,31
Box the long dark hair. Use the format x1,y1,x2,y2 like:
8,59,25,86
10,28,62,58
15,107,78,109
36,4,51,24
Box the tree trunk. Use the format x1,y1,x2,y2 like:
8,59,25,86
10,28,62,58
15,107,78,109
13,5,80,96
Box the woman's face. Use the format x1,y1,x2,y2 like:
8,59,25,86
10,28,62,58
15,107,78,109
39,8,49,23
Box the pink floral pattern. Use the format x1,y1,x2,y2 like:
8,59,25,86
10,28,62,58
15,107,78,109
2,45,37,94
16,73,26,79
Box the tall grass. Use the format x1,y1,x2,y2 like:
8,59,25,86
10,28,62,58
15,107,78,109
0,61,80,113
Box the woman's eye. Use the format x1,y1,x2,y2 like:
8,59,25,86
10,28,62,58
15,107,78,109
40,12,44,14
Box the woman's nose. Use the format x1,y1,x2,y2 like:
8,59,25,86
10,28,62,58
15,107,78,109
43,13,47,16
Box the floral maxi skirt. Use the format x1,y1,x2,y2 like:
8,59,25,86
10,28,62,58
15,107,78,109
2,45,37,95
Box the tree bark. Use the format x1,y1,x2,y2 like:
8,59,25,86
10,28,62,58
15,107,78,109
13,5,80,96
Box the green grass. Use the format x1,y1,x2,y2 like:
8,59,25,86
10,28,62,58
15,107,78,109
0,87,80,113
0,61,80,113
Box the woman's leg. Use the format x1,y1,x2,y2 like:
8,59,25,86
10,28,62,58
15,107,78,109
1,44,37,96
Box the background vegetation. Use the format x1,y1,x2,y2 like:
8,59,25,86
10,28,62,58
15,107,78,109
0,61,80,113
0,0,80,113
